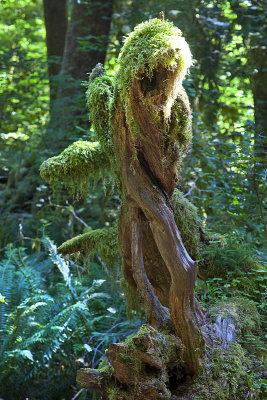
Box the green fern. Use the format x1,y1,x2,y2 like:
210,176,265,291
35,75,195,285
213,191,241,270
0,241,139,399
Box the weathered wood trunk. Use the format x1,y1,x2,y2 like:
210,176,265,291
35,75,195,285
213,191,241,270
112,52,204,377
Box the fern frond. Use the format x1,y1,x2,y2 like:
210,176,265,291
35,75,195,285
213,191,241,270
42,236,77,299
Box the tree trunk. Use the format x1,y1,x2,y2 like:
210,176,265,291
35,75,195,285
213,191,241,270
43,0,68,103
112,63,205,375
44,0,114,151
61,0,113,82
77,298,259,399
250,48,267,165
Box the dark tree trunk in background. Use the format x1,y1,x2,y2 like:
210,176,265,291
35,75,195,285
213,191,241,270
250,48,267,164
61,0,113,81
229,2,267,166
43,0,114,151
43,0,68,103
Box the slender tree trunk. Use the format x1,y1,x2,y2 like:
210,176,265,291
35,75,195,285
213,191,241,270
112,62,205,376
61,0,113,82
43,0,68,103
250,48,267,164
44,0,114,151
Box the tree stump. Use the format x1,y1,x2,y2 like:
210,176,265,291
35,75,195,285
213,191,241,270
40,14,264,400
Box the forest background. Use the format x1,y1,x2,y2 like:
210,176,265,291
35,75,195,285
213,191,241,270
0,0,266,399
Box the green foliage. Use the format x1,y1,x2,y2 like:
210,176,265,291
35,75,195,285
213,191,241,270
0,1,266,398
200,241,266,301
0,0,48,137
0,241,139,399
183,124,266,247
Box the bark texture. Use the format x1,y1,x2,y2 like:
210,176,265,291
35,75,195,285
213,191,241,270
44,0,114,152
77,326,184,400
77,298,259,399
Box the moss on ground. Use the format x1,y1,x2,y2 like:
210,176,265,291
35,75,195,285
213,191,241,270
176,297,263,399
190,343,249,400
209,297,261,341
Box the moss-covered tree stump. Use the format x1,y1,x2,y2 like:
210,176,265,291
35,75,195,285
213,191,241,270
40,14,264,400
107,16,204,376
77,326,183,400
77,298,261,400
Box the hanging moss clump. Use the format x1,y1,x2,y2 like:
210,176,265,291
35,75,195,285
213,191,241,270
40,141,109,197
117,18,192,99
86,64,114,159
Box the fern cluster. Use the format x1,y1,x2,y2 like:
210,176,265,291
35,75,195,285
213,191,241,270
0,240,139,399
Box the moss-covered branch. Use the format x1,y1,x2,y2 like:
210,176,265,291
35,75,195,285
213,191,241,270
58,225,118,268
40,141,110,196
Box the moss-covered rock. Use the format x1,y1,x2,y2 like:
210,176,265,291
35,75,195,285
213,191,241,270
174,297,263,399
209,297,261,347
185,343,249,400
78,325,183,400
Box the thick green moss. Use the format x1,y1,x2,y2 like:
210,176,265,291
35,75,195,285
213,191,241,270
177,297,263,399
58,225,119,271
40,141,109,197
169,93,192,145
117,18,192,98
171,189,207,263
209,297,261,340
189,342,249,400
110,18,193,151
86,67,114,159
